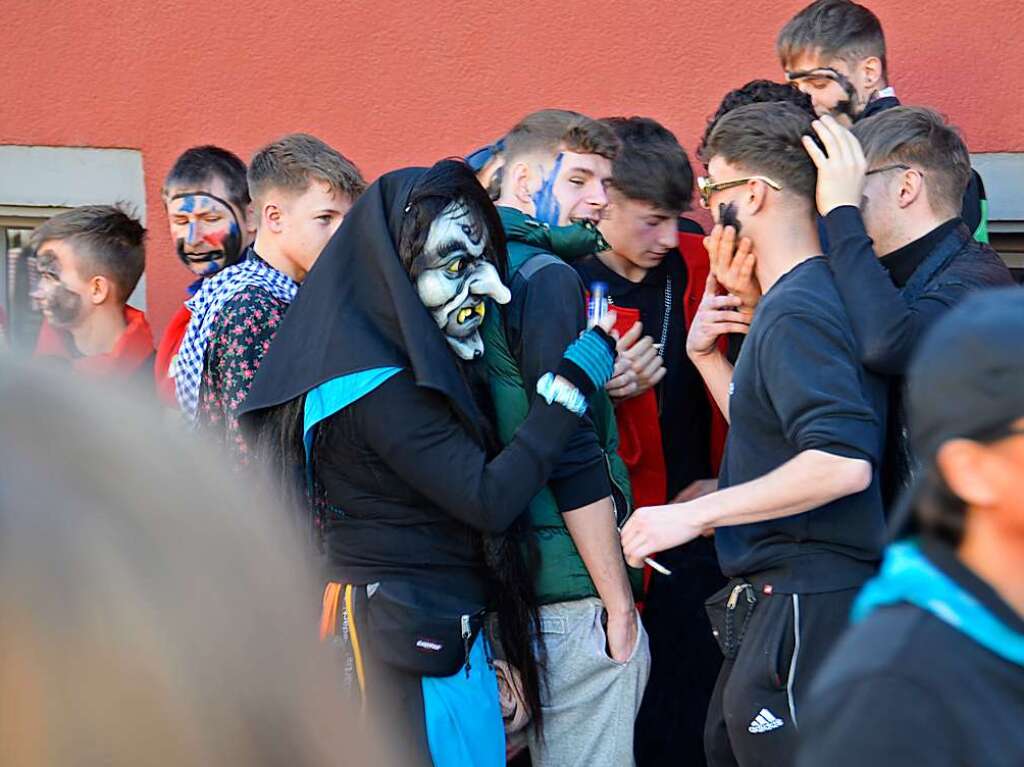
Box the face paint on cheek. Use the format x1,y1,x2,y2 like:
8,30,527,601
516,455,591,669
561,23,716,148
171,193,245,276
718,202,742,235
45,282,84,328
532,153,563,227
825,70,859,118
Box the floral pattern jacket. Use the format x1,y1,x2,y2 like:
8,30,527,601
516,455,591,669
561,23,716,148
196,286,290,464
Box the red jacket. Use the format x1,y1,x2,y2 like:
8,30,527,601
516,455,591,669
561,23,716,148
609,232,729,514
34,306,155,381
153,303,192,407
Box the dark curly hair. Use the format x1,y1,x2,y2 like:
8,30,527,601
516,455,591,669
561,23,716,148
698,80,815,164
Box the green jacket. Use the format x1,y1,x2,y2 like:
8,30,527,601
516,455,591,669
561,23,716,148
481,206,642,605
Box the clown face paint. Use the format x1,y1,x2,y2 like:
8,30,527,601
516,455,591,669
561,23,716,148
167,192,243,276
414,200,511,360
31,241,85,329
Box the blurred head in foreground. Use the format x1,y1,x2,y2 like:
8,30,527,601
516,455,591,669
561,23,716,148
0,360,385,766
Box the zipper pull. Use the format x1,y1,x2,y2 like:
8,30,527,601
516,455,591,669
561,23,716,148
462,615,472,677
727,584,744,610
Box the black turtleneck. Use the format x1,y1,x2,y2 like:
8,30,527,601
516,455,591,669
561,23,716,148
879,217,960,287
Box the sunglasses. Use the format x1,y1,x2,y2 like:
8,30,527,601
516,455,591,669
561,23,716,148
697,175,783,209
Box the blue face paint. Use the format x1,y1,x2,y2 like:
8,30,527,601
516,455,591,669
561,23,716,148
532,153,563,226
179,194,196,213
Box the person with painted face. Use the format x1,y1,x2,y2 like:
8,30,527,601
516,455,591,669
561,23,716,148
483,109,649,767
573,117,722,767
182,134,364,462
777,0,988,241
237,159,620,767
156,145,256,407
622,103,887,767
31,206,153,384
798,288,1024,767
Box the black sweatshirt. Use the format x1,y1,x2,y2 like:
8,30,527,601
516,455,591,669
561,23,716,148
797,539,1024,767
716,257,887,592
504,259,611,511
316,369,587,603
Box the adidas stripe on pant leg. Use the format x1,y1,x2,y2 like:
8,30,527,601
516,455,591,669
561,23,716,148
704,586,861,767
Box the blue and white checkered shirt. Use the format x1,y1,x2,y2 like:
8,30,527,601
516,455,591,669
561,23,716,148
174,251,298,421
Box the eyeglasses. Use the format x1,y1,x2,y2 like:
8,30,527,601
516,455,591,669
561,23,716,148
697,175,783,209
865,163,913,177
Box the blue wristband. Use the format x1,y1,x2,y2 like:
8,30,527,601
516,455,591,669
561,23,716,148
562,329,615,390
537,372,588,416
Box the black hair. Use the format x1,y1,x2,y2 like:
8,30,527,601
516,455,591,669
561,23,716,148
399,159,508,285
698,80,816,164
915,467,967,546
164,145,251,209
601,116,694,213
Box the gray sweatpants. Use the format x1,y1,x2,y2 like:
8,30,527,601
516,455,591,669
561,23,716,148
528,597,651,767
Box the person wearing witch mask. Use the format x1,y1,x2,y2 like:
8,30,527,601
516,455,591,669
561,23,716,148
31,206,153,384
777,0,988,241
179,134,364,462
155,145,255,407
237,159,621,767
483,109,650,767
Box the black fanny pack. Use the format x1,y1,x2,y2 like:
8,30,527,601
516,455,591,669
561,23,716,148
705,581,758,659
364,581,486,678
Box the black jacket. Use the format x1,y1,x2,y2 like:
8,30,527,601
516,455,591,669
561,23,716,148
316,368,586,603
825,207,1014,500
797,540,1024,767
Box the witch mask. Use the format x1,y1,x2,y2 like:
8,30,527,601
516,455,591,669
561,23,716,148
413,200,511,360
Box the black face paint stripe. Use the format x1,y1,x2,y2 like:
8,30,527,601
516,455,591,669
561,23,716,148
787,66,859,115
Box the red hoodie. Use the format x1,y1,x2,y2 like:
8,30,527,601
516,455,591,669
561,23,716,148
609,232,729,516
153,303,192,407
34,306,155,381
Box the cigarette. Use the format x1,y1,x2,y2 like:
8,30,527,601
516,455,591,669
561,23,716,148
645,557,672,576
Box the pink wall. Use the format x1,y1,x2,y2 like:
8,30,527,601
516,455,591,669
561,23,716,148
3,0,1022,335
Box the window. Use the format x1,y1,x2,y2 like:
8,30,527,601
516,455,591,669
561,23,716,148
1,219,48,349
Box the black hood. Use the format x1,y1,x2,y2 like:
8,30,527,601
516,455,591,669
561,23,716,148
238,166,486,438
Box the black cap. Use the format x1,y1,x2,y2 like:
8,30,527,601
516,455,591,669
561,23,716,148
891,286,1024,536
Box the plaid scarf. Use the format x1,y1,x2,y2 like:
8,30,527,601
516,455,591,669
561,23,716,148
175,251,298,421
